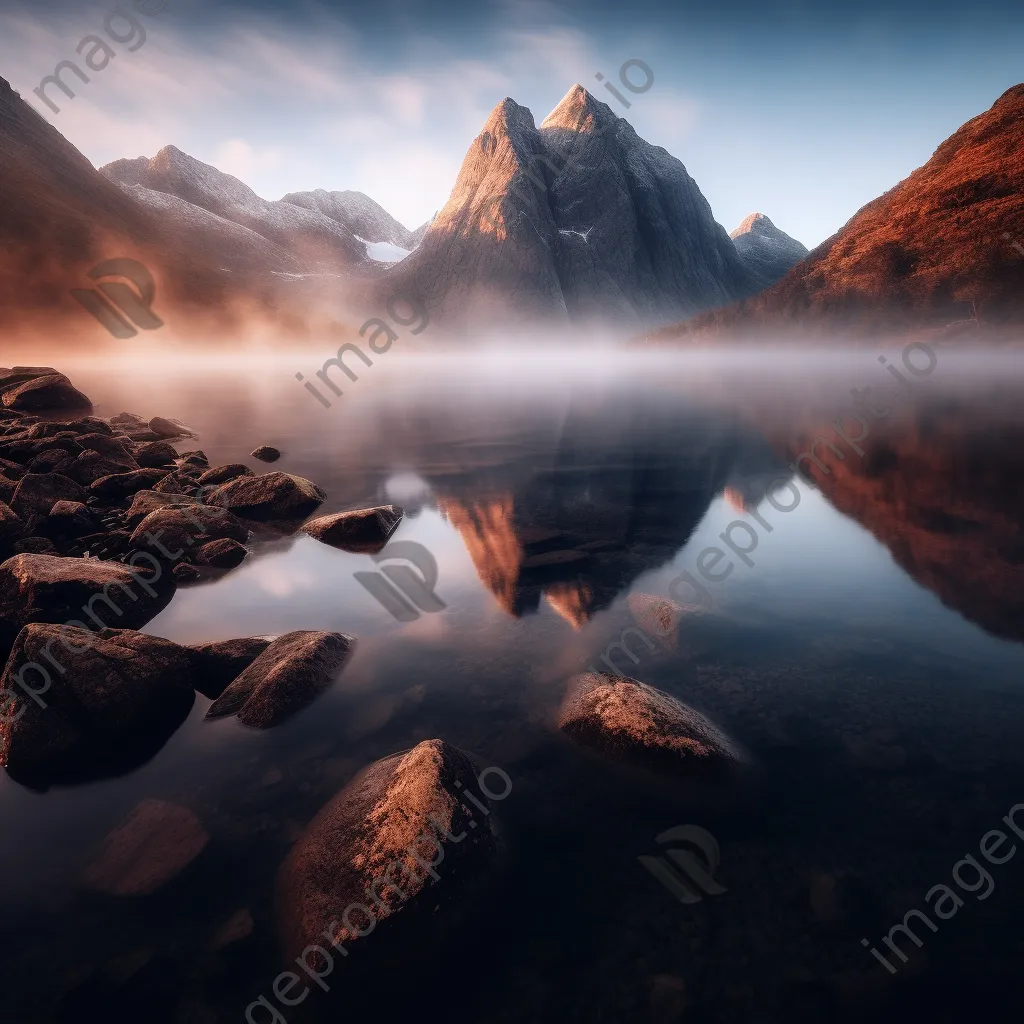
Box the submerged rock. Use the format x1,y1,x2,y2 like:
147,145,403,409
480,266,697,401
1,373,92,413
185,637,272,699
0,625,195,785
0,553,175,652
277,738,498,964
205,630,354,728
82,798,209,896
558,672,746,777
250,446,281,463
206,472,325,522
302,504,403,553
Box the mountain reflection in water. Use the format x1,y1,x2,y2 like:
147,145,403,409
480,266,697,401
2,350,1024,1024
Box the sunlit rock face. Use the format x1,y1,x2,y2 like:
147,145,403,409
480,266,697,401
375,85,757,330
667,83,1024,336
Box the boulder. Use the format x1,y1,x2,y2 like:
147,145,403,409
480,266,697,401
62,416,113,437
193,538,247,570
205,630,354,728
82,798,209,896
0,624,195,785
0,553,175,652
133,441,179,468
0,501,23,546
13,537,56,555
47,500,98,537
1,373,92,413
206,472,325,522
124,490,200,527
129,505,249,558
71,433,136,460
0,366,58,391
197,464,252,487
91,469,170,503
177,450,209,468
10,473,89,519
151,473,185,493
277,739,497,964
172,564,201,584
0,436,82,464
558,672,746,777
0,476,16,506
26,448,70,473
185,637,272,699
58,451,139,487
77,530,133,561
250,446,281,463
149,416,193,439
302,505,403,554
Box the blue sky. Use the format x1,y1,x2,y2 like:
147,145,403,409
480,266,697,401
1,0,1021,248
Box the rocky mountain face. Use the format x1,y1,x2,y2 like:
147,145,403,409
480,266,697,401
0,77,351,335
280,188,418,253
371,85,757,330
102,148,369,271
664,84,1024,338
729,213,808,291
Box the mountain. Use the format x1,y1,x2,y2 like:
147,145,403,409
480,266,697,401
371,85,757,329
729,213,808,291
102,148,368,271
280,188,417,260
661,84,1024,338
0,77,319,333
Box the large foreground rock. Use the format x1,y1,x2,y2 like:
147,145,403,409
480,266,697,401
206,472,325,522
185,637,272,698
302,504,403,553
558,672,746,777
0,553,175,653
82,798,209,895
205,630,354,728
0,625,195,785
277,739,498,964
1,373,92,413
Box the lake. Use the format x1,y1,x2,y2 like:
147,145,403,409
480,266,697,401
3,343,1024,1024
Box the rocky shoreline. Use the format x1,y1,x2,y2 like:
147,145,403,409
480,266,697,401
0,365,402,786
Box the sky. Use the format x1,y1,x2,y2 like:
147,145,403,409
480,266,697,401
1,0,1022,248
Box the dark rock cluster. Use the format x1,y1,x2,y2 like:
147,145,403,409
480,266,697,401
0,366,377,786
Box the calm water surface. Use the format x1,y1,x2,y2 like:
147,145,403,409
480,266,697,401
3,348,1024,1023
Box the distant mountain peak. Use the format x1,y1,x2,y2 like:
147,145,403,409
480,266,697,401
731,212,784,239
541,84,618,134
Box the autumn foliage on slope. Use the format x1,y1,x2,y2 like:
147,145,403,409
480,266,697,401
664,84,1024,337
